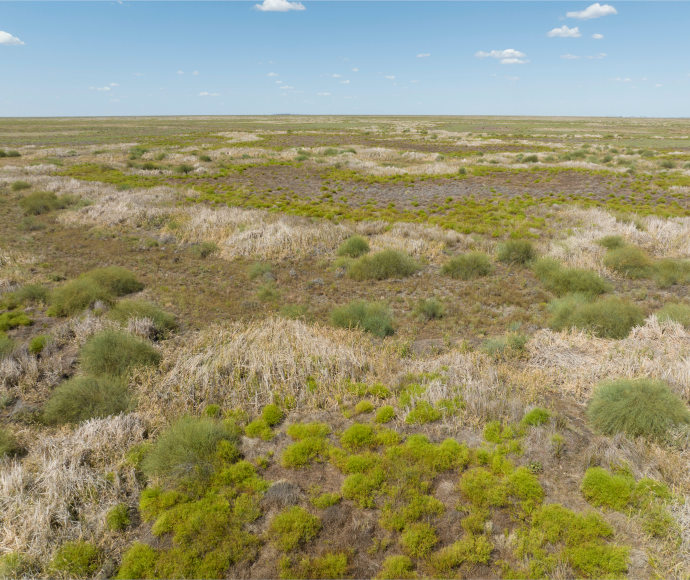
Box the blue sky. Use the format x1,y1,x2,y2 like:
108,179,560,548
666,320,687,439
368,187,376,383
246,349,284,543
0,1,688,117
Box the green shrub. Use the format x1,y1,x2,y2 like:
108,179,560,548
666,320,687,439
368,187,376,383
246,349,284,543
257,281,280,302
49,541,102,578
248,262,273,280
400,522,438,557
354,400,374,414
564,543,629,578
653,258,690,288
0,428,22,458
405,401,441,424
347,249,419,281
47,277,113,316
482,332,528,359
430,535,493,573
108,300,177,339
29,334,49,355
190,241,218,259
82,266,144,296
587,378,690,441
375,405,395,424
43,375,130,425
245,418,274,441
80,330,160,377
442,252,492,279
142,416,239,487
115,543,157,579
281,437,329,468
11,180,31,191
1,284,48,308
377,555,415,579
414,298,444,320
337,235,370,258
548,294,644,339
340,423,376,451
0,552,35,579
261,403,284,426
0,310,31,332
19,191,72,215
597,235,626,250
279,552,348,579
656,302,690,328
175,163,194,174
341,468,385,507
269,506,321,552
286,422,331,440
497,240,536,265
312,492,341,509
603,246,653,278
581,467,635,510
0,333,14,358
107,503,131,531
330,300,394,337
521,407,550,427
533,258,610,296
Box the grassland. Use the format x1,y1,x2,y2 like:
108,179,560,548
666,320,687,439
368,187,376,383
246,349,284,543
1,115,689,579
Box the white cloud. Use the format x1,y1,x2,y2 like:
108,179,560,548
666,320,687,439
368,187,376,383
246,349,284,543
90,86,111,92
586,52,607,59
280,85,295,90
384,75,396,80
561,54,580,60
416,53,431,58
331,74,342,78
192,70,199,76
267,72,279,77
317,92,331,96
275,80,283,84
177,70,184,75
198,91,220,97
567,3,617,19
592,33,604,39
655,83,663,87
548,25,581,38
109,82,119,87
475,48,528,64
612,77,632,82
255,0,305,12
0,31,24,46
340,80,350,84
351,67,359,72
133,72,145,77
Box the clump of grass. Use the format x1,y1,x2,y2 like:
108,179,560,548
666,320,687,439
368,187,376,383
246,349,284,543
597,235,625,250
354,400,374,414
19,191,73,215
257,281,280,302
248,262,273,280
82,266,144,296
481,332,528,360
652,258,690,288
269,506,321,552
337,235,370,258
330,300,394,337
80,330,160,377
400,522,438,557
533,258,610,297
279,552,348,579
0,427,22,458
405,401,441,424
347,249,419,281
375,405,395,424
414,298,444,320
548,294,644,339
108,300,177,339
587,378,690,442
430,535,493,573
522,407,550,427
377,555,415,579
142,416,239,487
580,467,635,510
189,241,218,259
0,310,31,332
340,423,376,451
106,504,131,531
312,492,341,509
49,541,102,578
115,543,157,580
497,240,536,265
656,302,690,328
603,246,653,278
0,333,14,358
11,180,31,191
0,552,36,579
441,252,493,280
1,283,48,309
43,375,130,425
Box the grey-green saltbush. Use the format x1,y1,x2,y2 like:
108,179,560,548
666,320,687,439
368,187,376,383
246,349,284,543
43,375,130,424
80,330,160,377
548,294,644,339
330,300,394,337
348,250,419,281
441,252,492,280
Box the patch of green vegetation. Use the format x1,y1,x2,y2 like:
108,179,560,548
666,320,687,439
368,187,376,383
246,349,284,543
0,427,22,458
354,400,374,414
49,541,102,578
286,422,331,440
262,403,284,426
442,252,493,280
189,241,218,259
656,302,690,328
587,378,690,441
58,163,165,189
521,408,550,427
652,258,690,288
312,492,341,509
0,310,31,332
108,299,177,339
84,266,144,296
340,423,377,451
347,249,419,281
80,330,160,377
269,506,321,552
330,300,394,337
19,191,75,215
482,332,528,360
248,261,273,280
405,401,441,424
282,423,331,468
377,555,416,579
0,284,48,309
10,180,31,191
0,333,14,358
597,235,626,250
115,543,158,579
257,281,280,302
28,334,49,355
603,246,654,279
497,240,536,265
375,405,396,424
42,375,130,425
430,534,493,574
279,552,349,579
0,552,36,579
245,418,274,440
47,277,113,317
400,522,438,557
337,235,370,258
533,258,610,297
414,297,445,320
106,503,131,531
548,294,644,339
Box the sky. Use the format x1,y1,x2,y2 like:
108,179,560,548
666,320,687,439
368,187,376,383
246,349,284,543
0,1,689,117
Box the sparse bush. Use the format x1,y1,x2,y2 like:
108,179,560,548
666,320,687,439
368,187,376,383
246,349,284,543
281,437,329,468
533,258,610,297
548,294,644,339
1,283,48,308
482,332,528,359
82,266,144,296
581,467,635,510
49,541,102,578
354,400,374,414
405,401,441,424
19,191,72,215
0,333,14,358
190,241,218,259
0,552,36,579
257,281,280,302
587,378,690,441
347,249,419,281
414,298,445,321
47,277,113,316
248,262,273,280
262,403,284,426
340,423,376,451
337,235,370,258
603,246,653,278
441,252,492,280
108,300,177,339
11,180,31,191
330,300,394,337
312,492,341,509
0,427,22,458
597,235,626,250
400,522,438,557
431,535,493,573
245,418,274,440
377,555,415,579
279,552,348,579
43,375,130,425
656,302,690,328
653,258,690,288
80,330,160,377
497,240,536,265
174,163,194,174
142,416,239,487
106,503,131,531
269,506,321,552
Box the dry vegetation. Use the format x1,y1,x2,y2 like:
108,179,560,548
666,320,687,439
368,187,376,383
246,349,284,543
1,116,689,579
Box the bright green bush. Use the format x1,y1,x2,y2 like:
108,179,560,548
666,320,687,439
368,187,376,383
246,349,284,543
281,437,329,468
442,252,493,280
521,407,550,427
142,416,239,487
414,298,445,320
497,240,536,265
597,235,626,250
340,423,376,451
107,503,131,531
19,191,73,215
603,246,653,278
656,302,690,328
279,552,349,579
533,258,610,297
286,422,331,440
108,300,177,339
405,401,441,424
269,506,321,552
548,294,644,339
82,266,144,296
341,468,385,508
375,405,395,424
330,300,394,337
0,428,22,458
0,284,48,309
653,258,690,288
581,467,635,510
245,418,273,441
0,310,31,332
377,555,415,579
430,535,493,573
400,522,438,557
49,541,102,578
47,277,113,316
587,378,690,441
43,375,130,425
80,330,160,377
261,403,284,426
312,492,341,509
0,552,35,579
115,543,157,579
11,180,31,191
347,249,419,281
337,235,370,258
29,334,49,355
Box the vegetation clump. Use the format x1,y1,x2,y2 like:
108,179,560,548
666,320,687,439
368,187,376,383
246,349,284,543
0,310,31,332
441,252,492,280
497,240,536,265
414,298,444,320
19,191,74,215
330,300,394,337
0,428,22,458
80,330,160,377
533,258,610,296
603,246,654,278
269,506,321,552
108,299,177,339
377,555,415,579
49,541,102,578
43,375,130,424
347,249,419,281
656,302,690,328
548,294,644,339
337,235,370,258
106,503,131,531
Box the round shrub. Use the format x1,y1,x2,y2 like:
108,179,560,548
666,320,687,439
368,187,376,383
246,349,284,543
603,246,653,278
19,191,70,215
80,330,160,377
587,378,690,441
29,334,49,355
108,299,177,339
43,375,130,425
347,249,419,281
116,543,157,579
106,503,131,531
0,427,22,458
533,258,610,297
261,403,284,427
337,235,370,258
330,300,394,337
377,555,415,580
47,277,114,317
400,522,438,558
656,302,690,328
497,240,536,265
414,297,444,321
442,252,493,280
82,266,144,296
340,423,376,451
142,416,239,487
269,506,321,552
597,235,625,250
50,541,102,578
548,294,644,339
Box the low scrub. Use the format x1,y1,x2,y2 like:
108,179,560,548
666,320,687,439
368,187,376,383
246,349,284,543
548,294,644,339
19,191,74,215
330,301,394,337
49,541,102,578
441,252,492,280
497,240,536,265
108,299,177,339
347,249,419,281
0,310,31,332
597,235,625,250
80,330,160,377
587,378,690,442
0,284,48,309
269,506,321,552
82,266,144,296
42,375,130,425
533,258,610,297
656,302,690,328
0,333,14,357
337,235,370,258
603,246,653,278
414,298,444,321
652,258,690,288
0,427,22,458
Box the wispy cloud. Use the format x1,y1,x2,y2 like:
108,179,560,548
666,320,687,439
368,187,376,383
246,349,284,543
351,67,359,72
567,3,617,19
198,91,220,97
416,53,431,58
267,72,279,77
587,52,607,59
384,75,396,80
612,77,632,82
331,73,342,78
592,33,604,39
0,30,24,46
317,92,331,96
90,86,112,92
561,54,580,60
255,0,305,12
548,25,581,38
280,85,295,90
475,48,528,65
340,80,350,85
